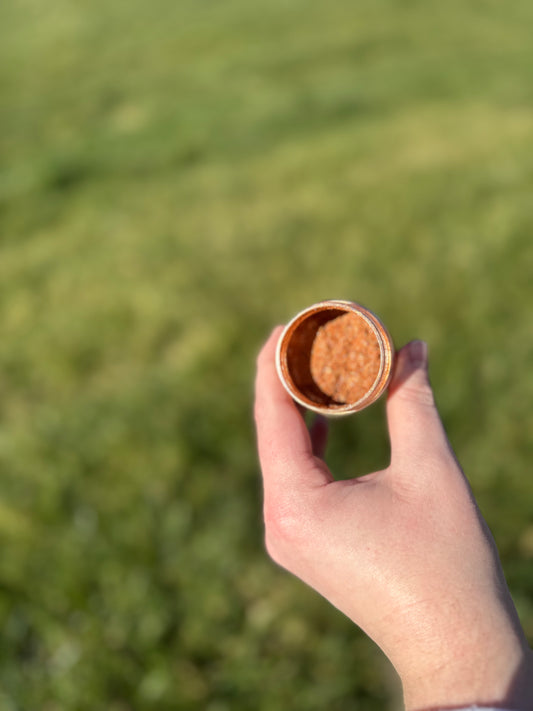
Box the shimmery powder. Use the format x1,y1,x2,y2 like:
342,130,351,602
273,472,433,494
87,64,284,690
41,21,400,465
309,312,381,404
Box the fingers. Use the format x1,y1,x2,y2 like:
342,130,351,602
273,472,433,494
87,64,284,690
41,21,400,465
309,415,329,459
254,327,333,496
386,341,455,469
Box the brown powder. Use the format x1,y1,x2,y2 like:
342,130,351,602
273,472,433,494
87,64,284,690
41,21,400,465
309,312,381,404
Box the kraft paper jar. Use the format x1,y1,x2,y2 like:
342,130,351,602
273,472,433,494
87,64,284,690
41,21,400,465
276,300,395,416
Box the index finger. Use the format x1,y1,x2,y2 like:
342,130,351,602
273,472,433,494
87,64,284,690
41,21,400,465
254,327,332,495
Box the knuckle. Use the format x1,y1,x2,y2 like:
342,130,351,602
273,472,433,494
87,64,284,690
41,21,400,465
263,499,308,550
396,382,436,409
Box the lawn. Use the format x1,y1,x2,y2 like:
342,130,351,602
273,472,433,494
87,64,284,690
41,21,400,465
1,0,533,708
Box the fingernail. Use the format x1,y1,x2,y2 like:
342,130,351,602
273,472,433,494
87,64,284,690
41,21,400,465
407,340,428,367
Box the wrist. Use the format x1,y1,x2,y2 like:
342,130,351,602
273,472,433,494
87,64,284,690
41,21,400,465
398,617,533,710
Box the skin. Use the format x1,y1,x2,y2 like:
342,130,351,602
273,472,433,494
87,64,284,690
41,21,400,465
254,326,533,711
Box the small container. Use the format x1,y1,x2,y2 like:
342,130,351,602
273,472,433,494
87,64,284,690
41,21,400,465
276,300,395,416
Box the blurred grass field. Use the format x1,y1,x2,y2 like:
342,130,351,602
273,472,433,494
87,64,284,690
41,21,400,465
1,0,533,708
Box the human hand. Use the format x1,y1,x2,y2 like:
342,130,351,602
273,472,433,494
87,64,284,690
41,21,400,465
255,327,533,710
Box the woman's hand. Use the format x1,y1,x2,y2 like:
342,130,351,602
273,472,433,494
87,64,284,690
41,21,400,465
255,327,533,710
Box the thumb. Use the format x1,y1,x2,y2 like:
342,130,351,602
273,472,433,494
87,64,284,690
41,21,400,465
386,341,455,469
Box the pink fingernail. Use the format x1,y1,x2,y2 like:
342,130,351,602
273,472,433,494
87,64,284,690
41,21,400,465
408,340,428,367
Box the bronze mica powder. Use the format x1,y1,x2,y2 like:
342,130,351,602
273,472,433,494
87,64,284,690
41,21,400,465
310,312,381,404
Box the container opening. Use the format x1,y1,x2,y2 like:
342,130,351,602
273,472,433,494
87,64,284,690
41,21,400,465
285,308,347,407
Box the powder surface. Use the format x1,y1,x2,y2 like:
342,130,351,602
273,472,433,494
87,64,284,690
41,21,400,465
309,312,381,404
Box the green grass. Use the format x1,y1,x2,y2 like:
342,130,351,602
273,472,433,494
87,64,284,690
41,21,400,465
1,0,533,708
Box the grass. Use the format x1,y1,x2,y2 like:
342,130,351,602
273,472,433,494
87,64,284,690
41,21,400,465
1,0,533,708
